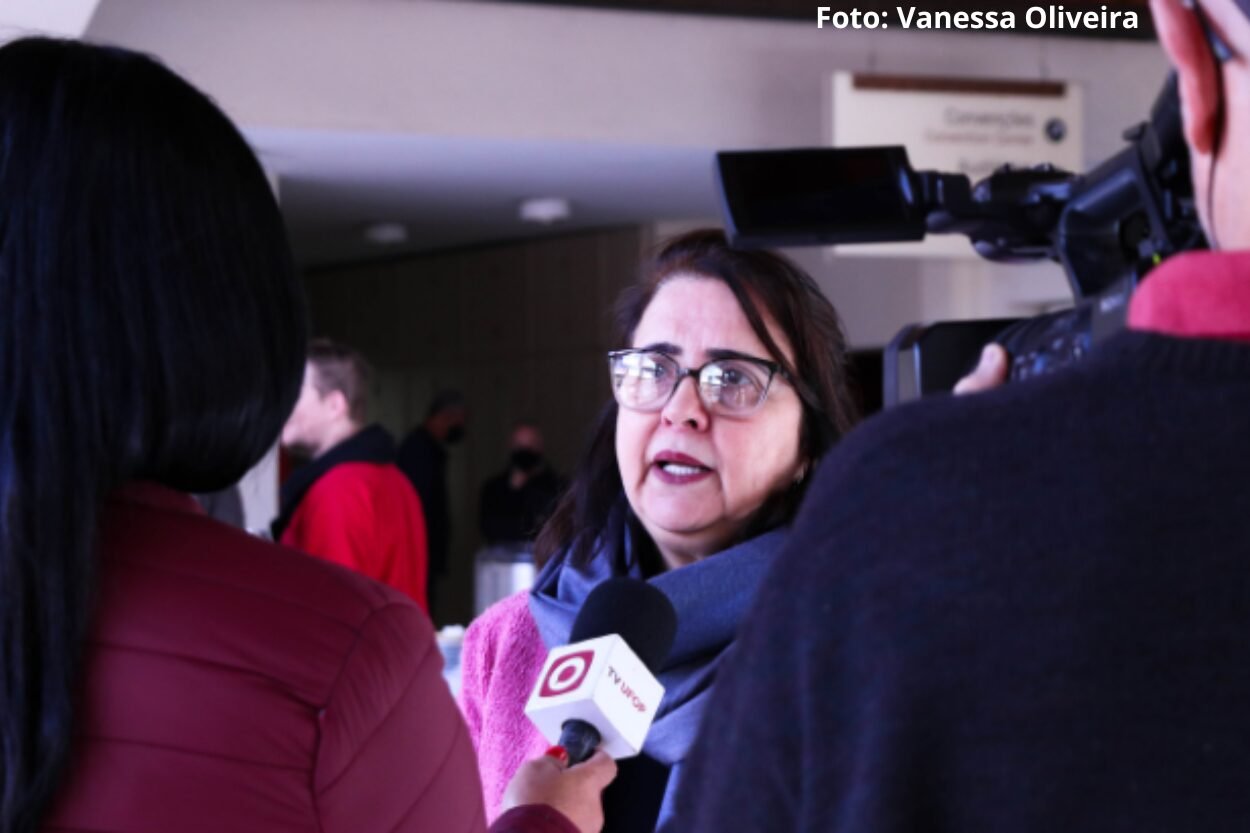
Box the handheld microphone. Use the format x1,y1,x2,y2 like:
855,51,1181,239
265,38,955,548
524,577,678,764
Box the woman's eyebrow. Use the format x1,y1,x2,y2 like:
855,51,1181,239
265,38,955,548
706,347,771,363
633,344,774,363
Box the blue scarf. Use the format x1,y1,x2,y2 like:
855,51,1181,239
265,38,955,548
528,520,787,827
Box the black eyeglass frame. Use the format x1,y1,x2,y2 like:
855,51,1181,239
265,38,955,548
607,348,793,416
1183,0,1239,62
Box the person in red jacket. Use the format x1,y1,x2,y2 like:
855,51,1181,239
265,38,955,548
275,338,430,611
0,37,610,833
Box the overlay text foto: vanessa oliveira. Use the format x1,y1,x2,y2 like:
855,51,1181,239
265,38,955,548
816,5,1141,31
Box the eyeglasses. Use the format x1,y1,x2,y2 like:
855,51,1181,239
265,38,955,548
607,349,789,416
1184,0,1238,62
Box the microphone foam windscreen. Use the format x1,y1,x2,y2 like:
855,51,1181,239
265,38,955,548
569,577,677,672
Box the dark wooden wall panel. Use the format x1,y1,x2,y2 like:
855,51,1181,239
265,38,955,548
304,227,644,626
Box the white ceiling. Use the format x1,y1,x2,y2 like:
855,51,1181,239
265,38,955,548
80,0,1167,274
248,128,722,268
0,0,99,41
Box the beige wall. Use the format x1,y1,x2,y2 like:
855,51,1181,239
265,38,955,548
304,226,647,625
87,0,1166,161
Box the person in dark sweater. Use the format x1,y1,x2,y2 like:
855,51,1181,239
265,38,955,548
479,421,565,548
398,389,467,613
672,1,1250,830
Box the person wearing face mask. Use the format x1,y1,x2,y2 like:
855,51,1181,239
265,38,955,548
479,421,566,550
671,1,1250,830
458,230,861,832
398,389,468,617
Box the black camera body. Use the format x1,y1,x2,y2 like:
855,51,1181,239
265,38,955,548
715,74,1203,405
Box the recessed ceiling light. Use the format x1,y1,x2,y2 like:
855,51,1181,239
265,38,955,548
519,197,571,225
362,221,408,245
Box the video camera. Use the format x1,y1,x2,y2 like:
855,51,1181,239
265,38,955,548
715,74,1204,406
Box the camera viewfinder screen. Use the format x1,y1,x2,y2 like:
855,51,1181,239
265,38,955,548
716,147,927,248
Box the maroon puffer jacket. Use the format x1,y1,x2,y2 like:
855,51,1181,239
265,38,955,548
43,483,485,833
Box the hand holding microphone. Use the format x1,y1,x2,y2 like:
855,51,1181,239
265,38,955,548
524,577,679,764
500,746,618,833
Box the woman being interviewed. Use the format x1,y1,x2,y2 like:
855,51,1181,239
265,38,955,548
461,229,861,831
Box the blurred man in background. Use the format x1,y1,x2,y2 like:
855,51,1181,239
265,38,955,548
399,389,467,617
276,338,429,612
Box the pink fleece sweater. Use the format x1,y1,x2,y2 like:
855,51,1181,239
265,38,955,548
460,590,552,821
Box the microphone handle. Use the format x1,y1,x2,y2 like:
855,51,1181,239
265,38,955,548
558,719,602,765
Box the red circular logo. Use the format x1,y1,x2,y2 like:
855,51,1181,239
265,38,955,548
540,650,594,697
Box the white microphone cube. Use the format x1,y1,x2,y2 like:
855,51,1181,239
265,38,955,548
524,634,666,759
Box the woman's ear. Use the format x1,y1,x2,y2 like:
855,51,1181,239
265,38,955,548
1152,0,1223,155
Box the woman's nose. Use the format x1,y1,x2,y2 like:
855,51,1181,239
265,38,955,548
661,374,710,431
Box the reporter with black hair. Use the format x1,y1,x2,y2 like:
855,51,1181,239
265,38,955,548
0,37,611,833
672,2,1250,831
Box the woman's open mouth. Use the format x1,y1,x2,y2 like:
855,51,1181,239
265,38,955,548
651,451,713,485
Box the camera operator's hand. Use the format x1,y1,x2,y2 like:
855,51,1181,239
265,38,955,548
954,344,1009,395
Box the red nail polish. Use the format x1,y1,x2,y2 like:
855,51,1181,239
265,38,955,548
544,745,569,765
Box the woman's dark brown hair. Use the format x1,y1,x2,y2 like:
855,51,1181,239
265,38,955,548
534,229,859,574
